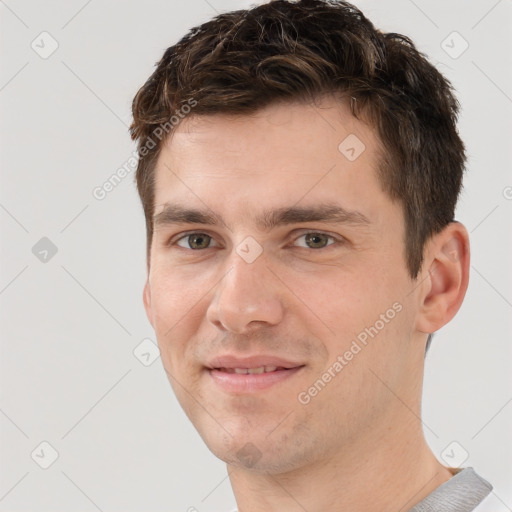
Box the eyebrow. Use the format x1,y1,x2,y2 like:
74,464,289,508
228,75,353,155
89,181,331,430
153,203,371,231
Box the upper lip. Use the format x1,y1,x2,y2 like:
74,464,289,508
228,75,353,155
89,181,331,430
206,354,305,370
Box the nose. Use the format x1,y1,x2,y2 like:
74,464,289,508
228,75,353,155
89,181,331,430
206,253,285,334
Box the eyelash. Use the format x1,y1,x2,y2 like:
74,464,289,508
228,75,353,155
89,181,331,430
169,231,341,250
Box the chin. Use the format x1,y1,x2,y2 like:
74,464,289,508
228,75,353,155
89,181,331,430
198,422,317,475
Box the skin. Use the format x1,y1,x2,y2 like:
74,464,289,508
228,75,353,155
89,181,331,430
143,95,470,511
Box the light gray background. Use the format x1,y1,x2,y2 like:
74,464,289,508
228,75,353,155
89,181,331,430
1,1,511,511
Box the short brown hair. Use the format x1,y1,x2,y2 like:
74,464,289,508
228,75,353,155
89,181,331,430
130,0,465,278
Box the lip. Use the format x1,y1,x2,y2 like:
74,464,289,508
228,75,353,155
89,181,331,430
206,354,304,370
206,354,305,393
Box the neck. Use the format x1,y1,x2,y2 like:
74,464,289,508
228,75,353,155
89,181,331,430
227,416,453,512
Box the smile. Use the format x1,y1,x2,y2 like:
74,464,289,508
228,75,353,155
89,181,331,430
208,365,305,392
216,366,287,374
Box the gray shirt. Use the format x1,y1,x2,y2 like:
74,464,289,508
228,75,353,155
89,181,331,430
229,467,493,512
409,467,492,512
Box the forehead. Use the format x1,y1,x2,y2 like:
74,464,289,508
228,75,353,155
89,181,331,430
152,97,390,224
165,97,378,166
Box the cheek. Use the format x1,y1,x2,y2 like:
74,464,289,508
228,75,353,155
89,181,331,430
295,260,413,367
148,261,210,326
147,265,211,369
288,266,385,337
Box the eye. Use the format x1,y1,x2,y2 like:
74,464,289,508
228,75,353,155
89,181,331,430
175,232,217,250
293,232,336,249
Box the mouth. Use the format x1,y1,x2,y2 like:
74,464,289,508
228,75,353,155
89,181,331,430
214,365,293,374
206,356,306,393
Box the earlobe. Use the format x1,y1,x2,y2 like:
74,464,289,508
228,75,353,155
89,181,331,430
416,222,470,334
143,280,154,327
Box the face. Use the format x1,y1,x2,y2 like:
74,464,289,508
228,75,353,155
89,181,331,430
144,96,426,473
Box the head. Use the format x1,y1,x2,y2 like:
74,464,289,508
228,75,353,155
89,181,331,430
130,0,469,473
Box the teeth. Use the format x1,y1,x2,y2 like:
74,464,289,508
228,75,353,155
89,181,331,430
222,366,281,374
248,367,265,374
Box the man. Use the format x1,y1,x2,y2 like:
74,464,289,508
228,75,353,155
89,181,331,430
129,0,492,510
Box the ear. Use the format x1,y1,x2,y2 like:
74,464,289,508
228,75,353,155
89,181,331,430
143,279,155,328
415,222,470,334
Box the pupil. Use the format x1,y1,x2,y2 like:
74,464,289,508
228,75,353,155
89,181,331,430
306,233,327,248
190,234,209,249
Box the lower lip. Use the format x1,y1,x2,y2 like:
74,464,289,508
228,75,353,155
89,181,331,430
208,367,304,393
